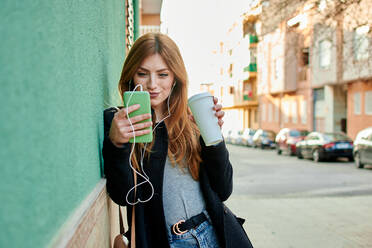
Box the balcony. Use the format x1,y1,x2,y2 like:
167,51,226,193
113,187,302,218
242,63,257,81
242,92,257,104
243,93,253,101
243,34,259,47
249,34,258,44
244,63,257,72
242,80,256,103
140,25,160,35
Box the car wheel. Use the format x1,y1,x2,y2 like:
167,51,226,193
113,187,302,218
297,148,303,159
312,149,321,162
354,152,364,169
277,148,282,155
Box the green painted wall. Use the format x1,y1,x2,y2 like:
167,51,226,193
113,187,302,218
134,0,141,40
0,1,125,247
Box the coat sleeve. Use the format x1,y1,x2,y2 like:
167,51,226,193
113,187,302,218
200,138,233,202
102,108,135,206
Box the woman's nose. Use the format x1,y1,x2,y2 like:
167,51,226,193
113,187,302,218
147,74,156,89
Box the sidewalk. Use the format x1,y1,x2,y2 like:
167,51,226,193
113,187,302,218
227,195,372,248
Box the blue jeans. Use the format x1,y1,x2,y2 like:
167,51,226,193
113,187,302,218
168,220,220,248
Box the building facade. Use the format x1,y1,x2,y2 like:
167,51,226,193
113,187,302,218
256,0,371,138
257,2,314,134
209,3,261,133
342,0,372,139
140,0,161,35
310,0,372,138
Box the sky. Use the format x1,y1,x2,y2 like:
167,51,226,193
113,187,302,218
161,0,254,95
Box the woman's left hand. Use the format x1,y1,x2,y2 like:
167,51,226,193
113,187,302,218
213,97,224,128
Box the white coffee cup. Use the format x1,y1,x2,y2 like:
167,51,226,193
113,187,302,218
188,92,223,146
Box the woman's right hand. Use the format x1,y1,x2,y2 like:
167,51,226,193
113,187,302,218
109,104,152,147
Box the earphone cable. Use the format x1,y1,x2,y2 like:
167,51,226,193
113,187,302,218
125,82,175,205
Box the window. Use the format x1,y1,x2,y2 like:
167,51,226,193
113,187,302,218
314,88,324,100
319,39,331,68
289,130,301,137
282,101,289,123
229,86,234,94
354,92,361,115
292,101,298,124
300,100,307,124
243,81,253,99
254,109,258,123
354,25,370,61
274,59,280,79
302,47,309,66
262,103,266,121
268,103,273,122
323,133,351,142
365,91,372,115
250,48,257,64
275,100,279,122
228,64,233,78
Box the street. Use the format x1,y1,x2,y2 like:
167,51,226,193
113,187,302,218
225,144,372,248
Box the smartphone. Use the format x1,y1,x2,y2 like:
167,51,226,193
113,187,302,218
123,91,153,143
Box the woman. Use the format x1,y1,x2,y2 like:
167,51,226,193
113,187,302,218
103,33,240,248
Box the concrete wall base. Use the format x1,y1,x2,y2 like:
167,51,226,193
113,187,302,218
48,179,127,248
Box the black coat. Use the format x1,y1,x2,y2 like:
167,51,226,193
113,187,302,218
102,107,234,248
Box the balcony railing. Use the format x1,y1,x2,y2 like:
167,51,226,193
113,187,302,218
243,92,256,101
243,94,252,101
140,25,160,35
249,34,258,44
244,63,257,72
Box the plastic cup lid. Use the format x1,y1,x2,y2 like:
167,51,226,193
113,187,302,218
188,92,213,103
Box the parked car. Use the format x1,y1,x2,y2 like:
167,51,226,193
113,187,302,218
296,132,353,162
353,127,372,169
276,128,309,155
252,129,276,149
224,129,241,144
222,129,233,144
234,130,244,145
230,129,242,145
240,128,256,146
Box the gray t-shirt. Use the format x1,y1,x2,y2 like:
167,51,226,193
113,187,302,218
162,157,206,236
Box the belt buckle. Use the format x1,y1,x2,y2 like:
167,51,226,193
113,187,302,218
172,220,187,235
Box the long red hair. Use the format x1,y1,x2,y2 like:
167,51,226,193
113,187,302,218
118,33,202,180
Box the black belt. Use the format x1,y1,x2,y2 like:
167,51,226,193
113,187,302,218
171,212,208,235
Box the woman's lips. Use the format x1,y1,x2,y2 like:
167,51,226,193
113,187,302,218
149,92,159,98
